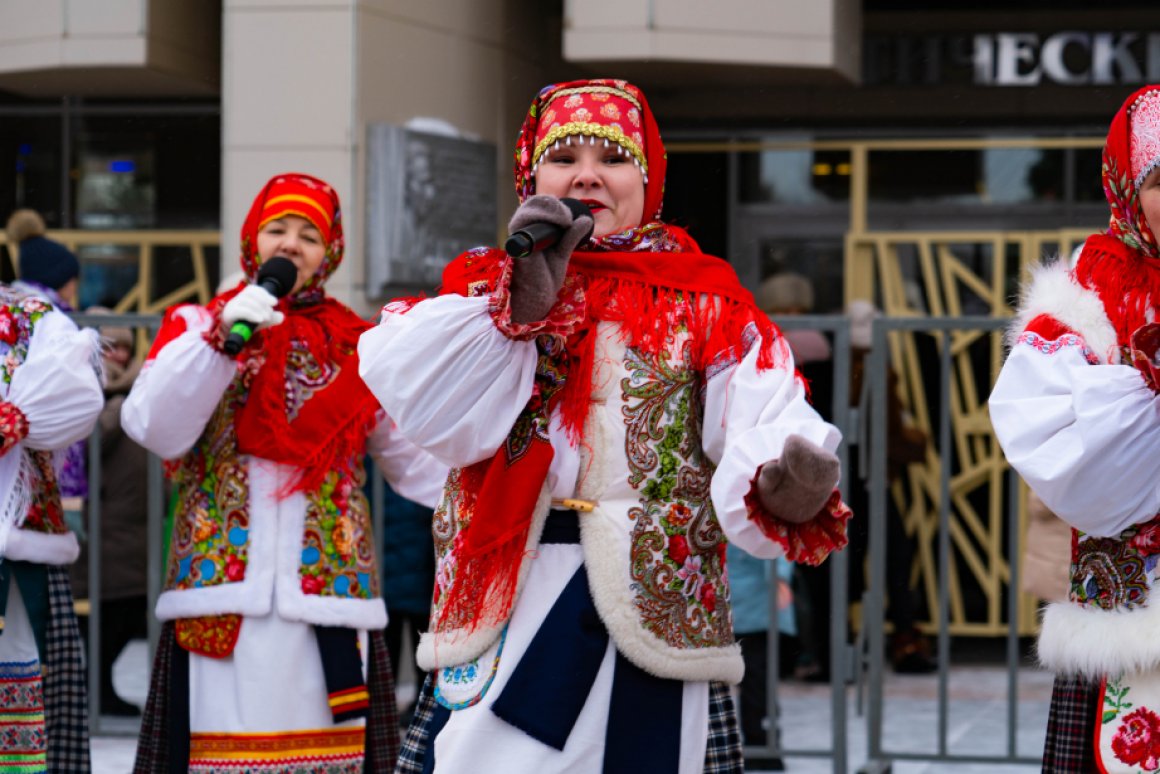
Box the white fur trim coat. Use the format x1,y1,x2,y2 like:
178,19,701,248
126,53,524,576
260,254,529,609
991,255,1160,679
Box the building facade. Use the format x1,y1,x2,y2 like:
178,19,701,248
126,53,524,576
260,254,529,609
0,0,1150,313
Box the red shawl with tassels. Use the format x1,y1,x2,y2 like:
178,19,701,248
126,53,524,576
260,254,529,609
430,222,783,634
204,284,381,496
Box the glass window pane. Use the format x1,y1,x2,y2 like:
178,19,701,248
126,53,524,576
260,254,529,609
1074,148,1105,203
0,116,65,226
759,239,845,313
739,149,850,204
868,148,1065,205
73,111,220,229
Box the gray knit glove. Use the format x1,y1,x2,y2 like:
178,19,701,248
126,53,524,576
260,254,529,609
507,195,594,324
757,434,841,524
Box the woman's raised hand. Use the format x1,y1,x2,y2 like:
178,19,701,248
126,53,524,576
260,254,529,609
756,434,840,524
506,195,593,323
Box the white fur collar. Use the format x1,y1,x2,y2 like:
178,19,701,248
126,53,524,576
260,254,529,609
1010,257,1119,364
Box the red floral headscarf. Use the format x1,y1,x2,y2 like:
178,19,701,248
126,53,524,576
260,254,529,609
215,173,379,495
1073,85,1160,351
514,78,667,226
239,172,344,295
1102,85,1160,261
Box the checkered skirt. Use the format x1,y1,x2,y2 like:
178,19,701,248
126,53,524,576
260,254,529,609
1041,673,1099,773
43,565,90,772
395,676,743,773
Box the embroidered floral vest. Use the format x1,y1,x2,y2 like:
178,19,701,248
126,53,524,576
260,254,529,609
0,292,69,538
427,321,740,681
1070,518,1160,611
164,348,379,601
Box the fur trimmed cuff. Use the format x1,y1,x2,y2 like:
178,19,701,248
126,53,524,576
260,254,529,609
744,478,852,566
489,256,587,341
0,402,29,458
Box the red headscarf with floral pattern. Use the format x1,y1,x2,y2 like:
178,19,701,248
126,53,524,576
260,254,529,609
213,173,379,495
1075,85,1160,350
515,79,667,225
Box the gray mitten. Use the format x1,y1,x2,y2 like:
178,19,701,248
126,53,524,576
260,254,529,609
757,434,840,524
507,195,594,323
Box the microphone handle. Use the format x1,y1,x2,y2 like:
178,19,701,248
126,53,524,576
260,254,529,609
504,222,565,258
221,276,286,355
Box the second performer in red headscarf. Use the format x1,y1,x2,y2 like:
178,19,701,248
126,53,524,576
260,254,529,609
124,172,447,772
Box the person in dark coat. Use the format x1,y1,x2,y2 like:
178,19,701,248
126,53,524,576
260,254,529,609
71,317,148,715
380,484,435,723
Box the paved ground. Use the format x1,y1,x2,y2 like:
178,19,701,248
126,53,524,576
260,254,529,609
89,640,1048,772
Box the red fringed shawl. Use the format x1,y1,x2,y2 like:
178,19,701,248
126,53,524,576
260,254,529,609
430,224,784,633
207,284,382,496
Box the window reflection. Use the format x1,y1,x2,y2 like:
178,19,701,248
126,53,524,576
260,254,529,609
739,149,851,204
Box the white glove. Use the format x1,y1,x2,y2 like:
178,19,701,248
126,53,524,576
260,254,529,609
221,284,285,332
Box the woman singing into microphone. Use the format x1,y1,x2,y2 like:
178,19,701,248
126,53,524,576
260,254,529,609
123,173,446,772
359,79,852,773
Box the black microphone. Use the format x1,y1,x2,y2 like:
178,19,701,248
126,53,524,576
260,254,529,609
504,198,594,258
222,256,298,355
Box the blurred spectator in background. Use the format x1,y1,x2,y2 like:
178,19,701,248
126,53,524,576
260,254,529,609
380,483,435,725
728,545,797,771
758,272,836,681
71,309,148,716
846,300,933,674
6,209,87,501
1020,490,1070,604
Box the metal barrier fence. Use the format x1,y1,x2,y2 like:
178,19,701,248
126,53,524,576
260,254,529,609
860,315,1035,773
752,314,854,773
70,311,1040,770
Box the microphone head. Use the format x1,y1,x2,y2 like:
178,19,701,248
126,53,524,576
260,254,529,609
559,198,595,243
559,198,593,222
256,256,299,298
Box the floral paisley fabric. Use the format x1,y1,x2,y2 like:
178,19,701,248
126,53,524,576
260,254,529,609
0,290,70,538
1098,671,1160,772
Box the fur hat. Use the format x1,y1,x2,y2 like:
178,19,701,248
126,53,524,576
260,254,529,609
758,272,814,314
6,209,79,291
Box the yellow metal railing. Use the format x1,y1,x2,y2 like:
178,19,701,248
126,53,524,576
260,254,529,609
2,229,221,314
3,229,221,352
672,135,1106,635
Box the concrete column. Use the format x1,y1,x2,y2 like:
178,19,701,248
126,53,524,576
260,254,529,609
221,0,359,303
222,0,559,312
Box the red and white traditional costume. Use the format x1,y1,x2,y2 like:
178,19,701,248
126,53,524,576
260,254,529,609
0,288,102,772
361,80,851,774
124,174,446,773
991,85,1160,773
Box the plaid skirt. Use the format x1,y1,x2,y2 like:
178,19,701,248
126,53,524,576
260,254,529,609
133,622,400,772
1041,673,1100,774
43,566,91,773
395,674,743,774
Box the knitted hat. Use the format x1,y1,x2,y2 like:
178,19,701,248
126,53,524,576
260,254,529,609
6,210,79,291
